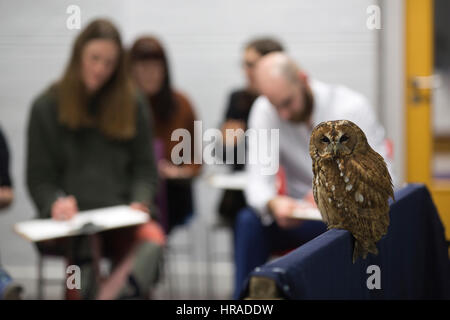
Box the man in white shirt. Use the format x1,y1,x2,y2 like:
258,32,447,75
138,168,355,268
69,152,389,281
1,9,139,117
233,52,392,298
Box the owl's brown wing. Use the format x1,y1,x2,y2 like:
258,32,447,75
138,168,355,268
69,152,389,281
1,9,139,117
344,150,393,242
346,149,394,202
312,161,319,206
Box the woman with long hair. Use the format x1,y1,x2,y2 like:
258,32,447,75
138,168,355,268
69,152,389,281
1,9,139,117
26,19,165,299
129,36,201,234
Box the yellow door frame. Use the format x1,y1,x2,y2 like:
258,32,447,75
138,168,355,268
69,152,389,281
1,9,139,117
405,0,450,240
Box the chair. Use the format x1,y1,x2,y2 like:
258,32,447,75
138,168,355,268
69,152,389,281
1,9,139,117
243,185,450,299
204,216,235,299
205,166,292,299
162,216,198,299
35,239,69,300
153,139,199,299
36,235,103,300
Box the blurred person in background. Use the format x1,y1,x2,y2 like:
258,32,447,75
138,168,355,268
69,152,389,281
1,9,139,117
234,52,392,299
0,126,23,299
0,127,13,209
218,37,284,227
129,36,201,234
26,19,165,300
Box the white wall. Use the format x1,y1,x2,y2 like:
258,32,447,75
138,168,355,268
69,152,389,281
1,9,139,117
379,0,405,187
122,0,380,129
0,0,381,284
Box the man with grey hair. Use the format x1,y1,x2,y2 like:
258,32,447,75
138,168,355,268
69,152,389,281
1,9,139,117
233,52,391,298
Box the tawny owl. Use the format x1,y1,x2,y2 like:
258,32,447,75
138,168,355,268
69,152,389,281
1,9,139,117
309,120,394,263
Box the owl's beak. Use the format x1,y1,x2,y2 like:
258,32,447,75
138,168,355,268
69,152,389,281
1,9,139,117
332,143,342,156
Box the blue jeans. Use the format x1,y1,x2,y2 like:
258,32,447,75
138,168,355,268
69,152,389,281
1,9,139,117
233,206,327,299
0,267,13,300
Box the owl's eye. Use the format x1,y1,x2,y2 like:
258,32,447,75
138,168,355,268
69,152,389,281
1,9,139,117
320,136,330,143
339,135,349,143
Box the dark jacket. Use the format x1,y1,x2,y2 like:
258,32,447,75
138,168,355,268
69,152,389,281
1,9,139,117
0,128,12,187
26,87,158,219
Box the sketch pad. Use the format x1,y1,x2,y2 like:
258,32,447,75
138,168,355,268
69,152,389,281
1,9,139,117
291,201,323,221
14,205,150,242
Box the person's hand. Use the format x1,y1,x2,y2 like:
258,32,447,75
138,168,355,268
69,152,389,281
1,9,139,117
51,196,78,221
221,120,246,147
303,190,317,208
0,187,14,209
158,159,193,179
130,202,150,214
268,195,303,229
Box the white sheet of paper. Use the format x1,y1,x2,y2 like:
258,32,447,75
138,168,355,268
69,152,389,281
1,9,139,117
291,200,323,221
207,172,247,190
14,205,150,242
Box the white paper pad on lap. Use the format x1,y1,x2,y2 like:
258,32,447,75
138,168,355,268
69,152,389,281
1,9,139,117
291,200,323,221
207,172,247,190
14,205,150,242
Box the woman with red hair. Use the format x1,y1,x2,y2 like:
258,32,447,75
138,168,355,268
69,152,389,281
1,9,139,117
129,36,201,234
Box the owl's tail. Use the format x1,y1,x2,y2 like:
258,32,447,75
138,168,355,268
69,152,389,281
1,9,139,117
352,239,379,263
352,241,365,263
